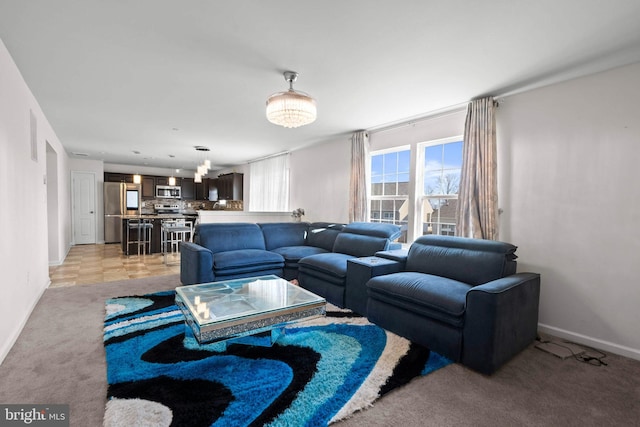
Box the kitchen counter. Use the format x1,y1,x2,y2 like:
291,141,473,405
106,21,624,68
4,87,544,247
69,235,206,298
124,213,198,219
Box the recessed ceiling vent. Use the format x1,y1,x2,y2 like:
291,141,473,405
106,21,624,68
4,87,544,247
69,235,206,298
194,146,210,152
72,152,90,157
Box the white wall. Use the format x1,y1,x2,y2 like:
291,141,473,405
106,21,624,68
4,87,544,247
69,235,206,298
289,137,352,223
0,39,71,363
497,62,640,359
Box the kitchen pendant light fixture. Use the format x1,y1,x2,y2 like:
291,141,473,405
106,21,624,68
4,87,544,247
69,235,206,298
266,71,316,128
194,145,210,183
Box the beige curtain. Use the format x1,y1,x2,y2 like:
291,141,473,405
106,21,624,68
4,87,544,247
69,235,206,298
349,130,370,222
456,97,499,240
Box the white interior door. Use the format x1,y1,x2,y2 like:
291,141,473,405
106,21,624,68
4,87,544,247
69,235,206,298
73,171,96,245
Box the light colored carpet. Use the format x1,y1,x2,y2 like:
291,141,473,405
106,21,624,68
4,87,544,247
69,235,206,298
1,274,639,426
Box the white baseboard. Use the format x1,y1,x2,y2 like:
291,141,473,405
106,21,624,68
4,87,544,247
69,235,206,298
0,282,48,366
538,323,640,361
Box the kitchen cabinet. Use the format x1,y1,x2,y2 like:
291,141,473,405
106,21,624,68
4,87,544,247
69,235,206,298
104,173,134,183
217,173,243,200
195,178,210,200
141,176,155,199
181,178,195,200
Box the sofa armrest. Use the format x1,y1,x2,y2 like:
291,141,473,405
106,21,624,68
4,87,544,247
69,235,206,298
374,249,408,269
180,242,214,285
346,257,404,315
463,272,541,374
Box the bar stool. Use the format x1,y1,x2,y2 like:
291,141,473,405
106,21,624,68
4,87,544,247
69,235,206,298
127,218,153,256
161,219,193,265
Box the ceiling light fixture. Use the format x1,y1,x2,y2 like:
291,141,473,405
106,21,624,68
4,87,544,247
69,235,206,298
194,146,211,182
266,71,316,128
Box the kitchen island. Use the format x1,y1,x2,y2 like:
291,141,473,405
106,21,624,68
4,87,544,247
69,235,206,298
121,214,198,255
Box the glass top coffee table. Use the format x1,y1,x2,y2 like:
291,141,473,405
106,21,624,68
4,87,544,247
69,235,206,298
175,275,326,346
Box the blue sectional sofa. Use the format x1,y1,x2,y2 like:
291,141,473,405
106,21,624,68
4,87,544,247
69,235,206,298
179,221,395,286
179,222,539,374
365,235,541,375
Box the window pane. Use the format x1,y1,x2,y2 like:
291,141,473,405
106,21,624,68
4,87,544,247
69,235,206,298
370,149,410,197
421,139,462,237
383,152,398,174
423,197,458,237
371,155,383,178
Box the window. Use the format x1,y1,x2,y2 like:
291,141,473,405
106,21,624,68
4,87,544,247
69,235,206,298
421,137,463,237
369,147,410,242
368,137,463,244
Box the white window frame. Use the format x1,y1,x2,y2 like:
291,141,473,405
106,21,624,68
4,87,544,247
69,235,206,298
418,135,463,238
369,145,411,241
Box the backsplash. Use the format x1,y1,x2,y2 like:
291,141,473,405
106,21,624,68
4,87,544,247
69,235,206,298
140,198,243,214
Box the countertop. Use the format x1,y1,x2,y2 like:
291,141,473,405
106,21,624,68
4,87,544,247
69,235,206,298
122,213,199,219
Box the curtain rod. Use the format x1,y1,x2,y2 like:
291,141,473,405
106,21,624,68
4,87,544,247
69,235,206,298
367,102,468,135
247,151,290,164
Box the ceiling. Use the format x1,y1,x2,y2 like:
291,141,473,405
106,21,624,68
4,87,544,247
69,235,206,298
1,1,640,172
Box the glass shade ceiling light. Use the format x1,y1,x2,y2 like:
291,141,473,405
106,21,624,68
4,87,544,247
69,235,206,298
266,71,316,128
194,146,210,182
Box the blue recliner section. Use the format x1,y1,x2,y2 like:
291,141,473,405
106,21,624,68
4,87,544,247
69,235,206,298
180,223,285,284
259,222,344,280
297,222,402,307
366,235,540,375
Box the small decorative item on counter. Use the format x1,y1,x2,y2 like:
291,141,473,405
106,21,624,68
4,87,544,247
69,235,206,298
292,208,305,222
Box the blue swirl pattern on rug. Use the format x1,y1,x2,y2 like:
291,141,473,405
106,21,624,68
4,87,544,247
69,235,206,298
104,291,451,426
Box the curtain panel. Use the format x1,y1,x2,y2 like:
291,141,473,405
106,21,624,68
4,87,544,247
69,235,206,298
249,153,290,212
456,97,499,240
349,131,370,223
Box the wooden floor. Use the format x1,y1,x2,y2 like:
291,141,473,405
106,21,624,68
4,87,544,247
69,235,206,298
48,243,180,288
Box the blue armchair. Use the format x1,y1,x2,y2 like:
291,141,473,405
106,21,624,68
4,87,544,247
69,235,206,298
366,235,540,374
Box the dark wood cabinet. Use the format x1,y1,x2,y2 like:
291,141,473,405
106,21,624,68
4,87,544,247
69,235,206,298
195,178,210,200
217,173,243,200
156,177,169,186
181,178,195,200
141,177,155,199
104,173,134,183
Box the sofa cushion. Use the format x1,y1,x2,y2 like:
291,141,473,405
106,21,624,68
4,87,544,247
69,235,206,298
406,235,517,286
196,223,267,253
213,249,284,271
259,222,310,250
367,272,472,327
333,233,391,257
306,223,344,251
271,245,329,262
341,222,402,240
298,252,355,279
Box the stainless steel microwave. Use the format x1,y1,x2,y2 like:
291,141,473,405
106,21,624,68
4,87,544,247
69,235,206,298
156,185,181,199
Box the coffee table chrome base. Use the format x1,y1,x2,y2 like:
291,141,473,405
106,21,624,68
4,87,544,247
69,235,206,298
176,296,326,347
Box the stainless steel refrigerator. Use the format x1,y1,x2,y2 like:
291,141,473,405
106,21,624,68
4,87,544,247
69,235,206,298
104,182,141,243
